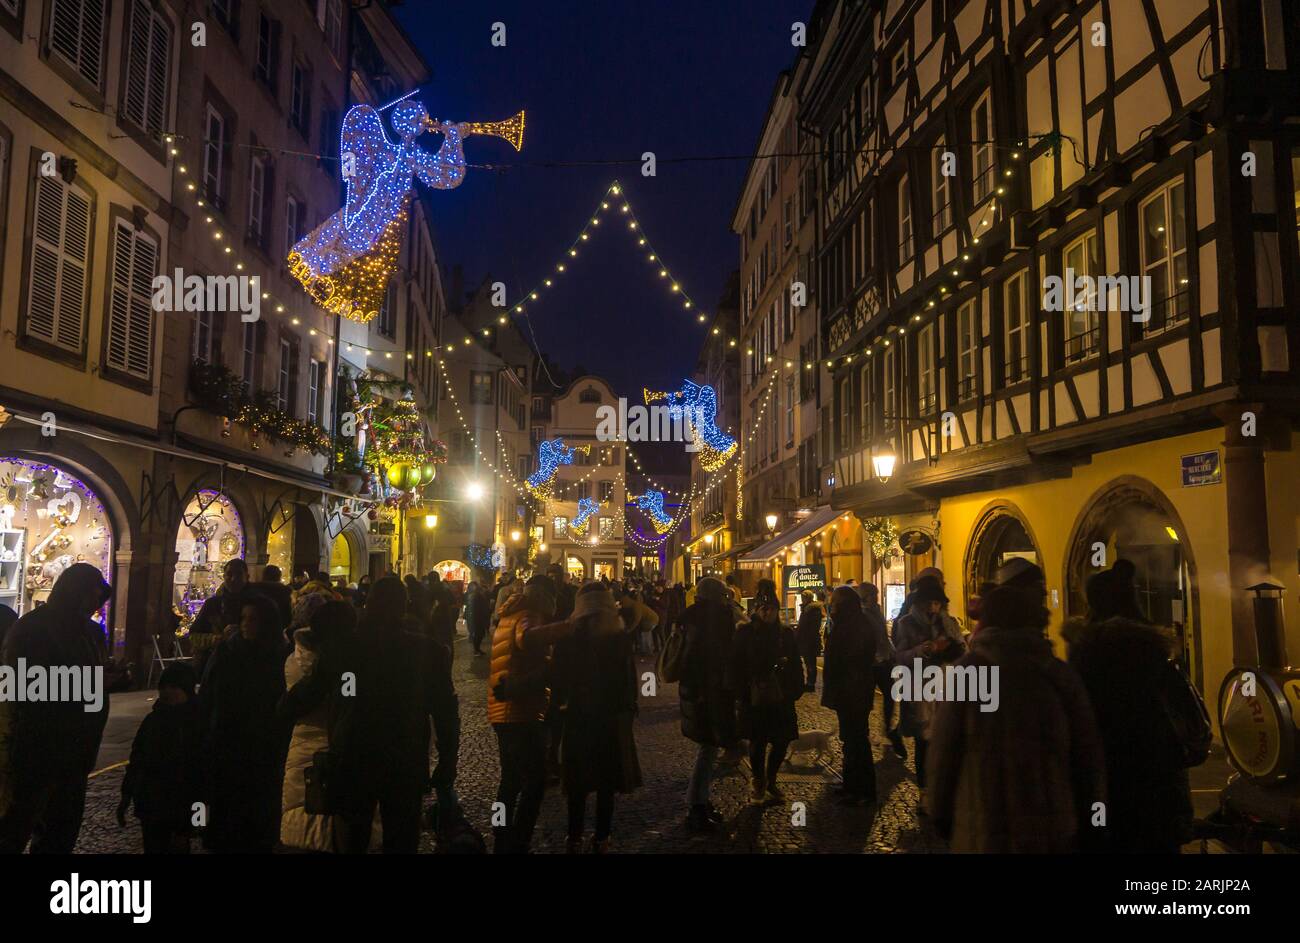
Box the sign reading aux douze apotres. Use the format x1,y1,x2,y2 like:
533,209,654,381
784,564,827,593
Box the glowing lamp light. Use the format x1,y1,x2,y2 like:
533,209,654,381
540,542,548,552
424,513,438,530
704,533,714,545
510,529,522,542
872,444,898,483
765,513,778,532
466,482,485,501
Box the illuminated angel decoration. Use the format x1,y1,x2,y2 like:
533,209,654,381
571,497,600,537
644,380,737,472
525,438,589,498
288,92,524,322
632,490,673,534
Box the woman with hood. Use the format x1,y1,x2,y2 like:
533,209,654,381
732,580,804,803
678,577,739,832
551,582,642,852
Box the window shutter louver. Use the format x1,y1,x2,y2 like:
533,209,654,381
27,175,90,353
50,0,106,87
106,220,157,379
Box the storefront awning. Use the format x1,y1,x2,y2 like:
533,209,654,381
738,506,841,569
711,540,760,563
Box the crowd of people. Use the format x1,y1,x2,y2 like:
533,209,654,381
0,552,1208,855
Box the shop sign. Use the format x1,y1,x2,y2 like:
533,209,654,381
1180,450,1222,487
897,529,934,556
784,564,826,593
367,533,392,553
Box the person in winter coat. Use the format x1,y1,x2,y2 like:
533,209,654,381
733,583,804,804
116,663,203,853
404,575,433,633
465,579,492,656
546,564,578,621
1062,566,1192,853
281,578,460,854
488,576,573,853
678,577,739,832
551,583,642,853
891,575,965,792
0,564,113,854
926,582,1105,851
258,565,293,637
190,558,270,679
426,571,458,660
0,604,18,654
278,595,367,853
795,591,824,692
857,582,905,759
199,592,290,852
822,586,877,805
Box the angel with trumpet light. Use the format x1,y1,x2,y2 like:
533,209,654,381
643,380,737,472
288,91,524,323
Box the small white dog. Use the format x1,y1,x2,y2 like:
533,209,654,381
785,721,839,769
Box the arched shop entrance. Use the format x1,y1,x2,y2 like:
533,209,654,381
329,531,359,583
1065,476,1201,689
0,457,115,624
964,501,1042,599
266,502,324,581
173,490,245,629
566,555,586,581
433,559,471,592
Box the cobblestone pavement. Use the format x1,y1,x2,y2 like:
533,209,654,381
75,633,943,853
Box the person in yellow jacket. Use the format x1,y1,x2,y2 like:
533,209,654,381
487,576,573,853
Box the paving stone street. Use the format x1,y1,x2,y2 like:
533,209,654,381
75,631,946,854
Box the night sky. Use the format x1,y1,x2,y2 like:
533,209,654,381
394,0,813,401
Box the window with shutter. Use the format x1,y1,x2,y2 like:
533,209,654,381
49,0,107,88
192,309,213,362
0,0,20,18
105,219,157,379
26,174,91,354
203,105,225,207
248,156,266,244
284,195,299,258
242,320,258,388
277,338,291,412
122,0,171,138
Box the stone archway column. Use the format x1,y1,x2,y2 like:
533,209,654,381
1217,402,1271,665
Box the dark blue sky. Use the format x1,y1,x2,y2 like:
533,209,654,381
393,0,812,398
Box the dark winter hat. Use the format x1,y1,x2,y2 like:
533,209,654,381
696,577,727,604
753,582,780,610
158,661,198,696
49,562,111,608
912,575,948,605
523,574,557,603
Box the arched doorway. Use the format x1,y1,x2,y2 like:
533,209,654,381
433,559,471,591
0,457,116,625
566,555,586,581
1064,476,1201,689
964,501,1042,599
173,490,245,628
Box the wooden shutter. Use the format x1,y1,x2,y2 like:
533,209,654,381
49,0,106,87
106,219,157,379
123,0,171,137
27,174,90,352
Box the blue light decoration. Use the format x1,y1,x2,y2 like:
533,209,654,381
525,438,589,499
643,380,737,471
288,93,524,323
631,490,673,535
571,497,600,536
465,542,496,570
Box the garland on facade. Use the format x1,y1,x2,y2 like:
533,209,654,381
190,360,332,455
863,517,900,567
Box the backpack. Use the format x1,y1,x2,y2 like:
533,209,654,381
657,621,687,684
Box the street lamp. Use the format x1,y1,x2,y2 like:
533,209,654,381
423,513,438,530
465,482,485,501
510,529,522,542
539,542,548,552
704,533,714,546
871,442,897,483
765,513,778,533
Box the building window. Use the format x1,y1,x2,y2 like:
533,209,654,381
25,173,92,354
599,480,614,502
971,90,995,205
105,219,158,379
255,12,278,91
276,337,292,413
932,138,952,235
211,0,237,36
290,61,310,137
883,345,897,431
1063,230,1101,362
323,0,344,60
599,517,615,540
957,298,978,400
203,104,226,208
553,517,568,539
858,362,873,443
470,371,493,404
121,0,172,139
307,358,323,425
897,174,913,263
838,376,852,452
193,309,214,362
890,47,908,87
48,0,107,88
376,281,396,337
242,321,258,389
1139,179,1190,336
1003,270,1030,384
916,323,936,413
318,105,338,175
284,195,299,258
785,376,795,446
248,154,267,246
